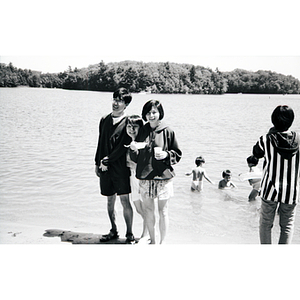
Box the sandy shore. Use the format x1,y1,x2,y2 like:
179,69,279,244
0,220,260,244
0,221,65,244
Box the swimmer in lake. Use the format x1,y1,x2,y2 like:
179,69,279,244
246,155,261,201
218,169,237,189
185,156,214,191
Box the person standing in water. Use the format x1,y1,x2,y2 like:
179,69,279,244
245,155,261,201
218,170,237,189
185,156,214,191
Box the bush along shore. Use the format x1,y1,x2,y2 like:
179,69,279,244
1,60,300,94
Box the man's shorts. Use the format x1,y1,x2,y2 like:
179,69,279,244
99,170,131,196
139,179,174,201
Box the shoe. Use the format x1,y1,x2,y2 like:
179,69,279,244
100,230,119,242
125,233,136,244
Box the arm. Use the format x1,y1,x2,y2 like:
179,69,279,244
129,125,147,163
218,180,223,189
95,117,108,175
185,169,196,177
231,181,237,188
128,146,139,163
102,118,131,166
203,171,214,184
95,117,105,167
253,136,265,159
101,134,129,166
157,129,182,165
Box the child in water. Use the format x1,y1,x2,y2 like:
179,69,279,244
125,115,148,239
185,156,214,191
218,170,237,189
238,155,262,201
246,155,261,201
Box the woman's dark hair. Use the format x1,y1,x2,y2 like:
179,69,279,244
113,87,132,105
271,105,294,131
195,156,205,166
126,115,143,128
142,100,164,121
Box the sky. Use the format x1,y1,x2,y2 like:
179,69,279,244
1,0,300,79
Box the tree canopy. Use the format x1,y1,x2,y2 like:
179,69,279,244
1,61,299,94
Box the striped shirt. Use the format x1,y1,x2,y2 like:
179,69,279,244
253,131,300,204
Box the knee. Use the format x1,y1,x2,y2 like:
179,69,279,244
279,216,294,230
120,196,132,209
142,203,154,217
158,204,168,217
143,203,153,213
259,215,273,229
134,205,143,215
107,201,115,211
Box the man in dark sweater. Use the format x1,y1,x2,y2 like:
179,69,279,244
95,88,135,244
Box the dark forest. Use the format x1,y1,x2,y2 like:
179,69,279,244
1,60,299,94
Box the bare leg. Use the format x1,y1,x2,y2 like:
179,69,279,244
107,195,117,233
142,195,156,244
248,189,259,201
119,194,133,236
158,199,169,244
133,200,148,237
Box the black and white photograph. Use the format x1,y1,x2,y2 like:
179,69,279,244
1,0,300,299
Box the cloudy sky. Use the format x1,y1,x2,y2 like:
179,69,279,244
1,0,300,78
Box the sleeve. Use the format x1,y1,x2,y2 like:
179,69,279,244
129,125,147,163
94,117,104,166
103,125,131,166
252,136,265,159
164,129,182,166
129,148,139,163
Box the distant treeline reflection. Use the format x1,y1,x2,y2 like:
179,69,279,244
1,61,299,94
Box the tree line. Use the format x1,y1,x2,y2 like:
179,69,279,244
1,60,299,94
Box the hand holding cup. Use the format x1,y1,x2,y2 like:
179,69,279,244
154,147,167,160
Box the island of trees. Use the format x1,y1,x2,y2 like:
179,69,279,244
1,60,299,94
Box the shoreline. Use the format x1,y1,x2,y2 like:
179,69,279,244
0,220,261,245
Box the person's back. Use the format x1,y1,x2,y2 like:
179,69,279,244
192,166,205,181
186,156,214,191
253,121,299,204
252,105,300,244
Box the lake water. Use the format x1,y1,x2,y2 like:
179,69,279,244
1,87,300,244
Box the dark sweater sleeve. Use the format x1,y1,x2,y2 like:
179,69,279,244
94,117,104,166
253,136,265,159
104,128,131,165
164,129,182,166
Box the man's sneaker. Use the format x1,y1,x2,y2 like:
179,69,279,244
100,230,119,242
125,233,136,244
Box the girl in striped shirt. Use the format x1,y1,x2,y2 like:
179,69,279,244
253,105,299,244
